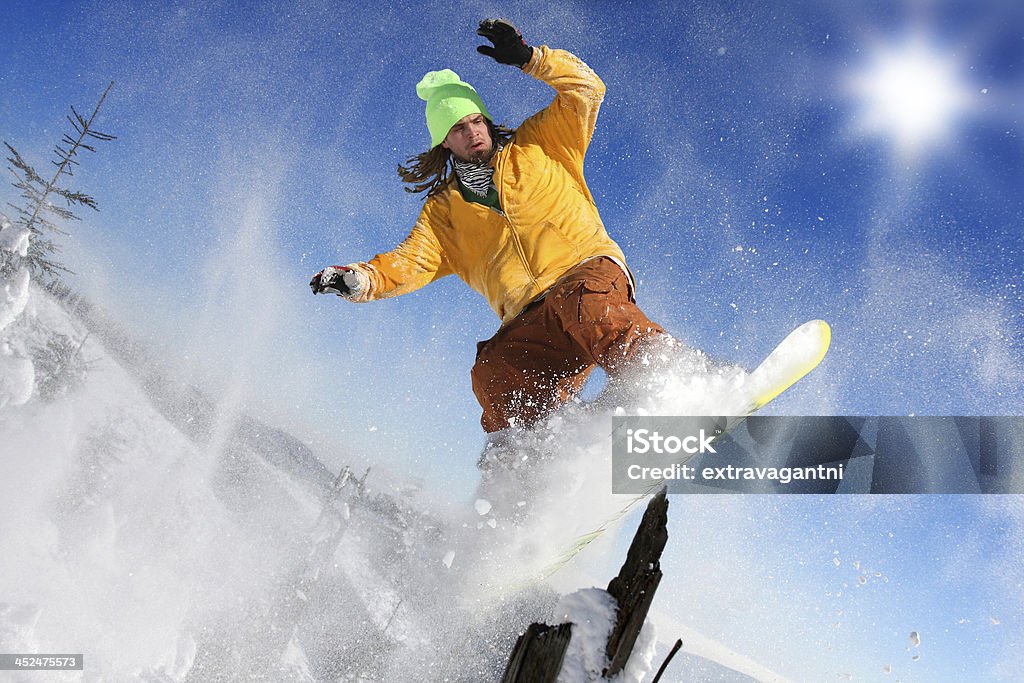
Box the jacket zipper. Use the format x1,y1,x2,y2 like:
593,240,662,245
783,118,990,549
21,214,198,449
494,153,538,287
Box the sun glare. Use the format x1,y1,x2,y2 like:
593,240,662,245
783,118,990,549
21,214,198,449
847,34,975,161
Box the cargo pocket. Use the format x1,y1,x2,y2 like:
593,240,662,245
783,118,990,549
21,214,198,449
577,279,616,324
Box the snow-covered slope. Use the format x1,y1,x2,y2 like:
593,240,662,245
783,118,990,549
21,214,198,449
2,285,324,679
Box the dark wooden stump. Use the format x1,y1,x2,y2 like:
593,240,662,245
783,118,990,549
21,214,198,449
501,622,574,683
605,488,668,676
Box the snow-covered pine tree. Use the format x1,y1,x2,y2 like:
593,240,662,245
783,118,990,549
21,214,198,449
1,82,115,282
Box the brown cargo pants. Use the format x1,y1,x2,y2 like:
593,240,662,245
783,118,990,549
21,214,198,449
471,257,666,433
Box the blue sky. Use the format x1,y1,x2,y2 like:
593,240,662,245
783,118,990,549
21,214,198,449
3,1,1023,679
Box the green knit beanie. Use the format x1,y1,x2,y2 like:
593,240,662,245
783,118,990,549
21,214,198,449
416,69,492,148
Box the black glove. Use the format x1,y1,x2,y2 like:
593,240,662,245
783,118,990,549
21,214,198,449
476,18,533,67
310,266,364,297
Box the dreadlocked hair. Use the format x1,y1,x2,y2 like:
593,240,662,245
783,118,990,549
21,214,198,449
397,120,516,198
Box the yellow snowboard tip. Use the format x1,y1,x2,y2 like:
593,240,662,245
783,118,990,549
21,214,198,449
750,319,832,410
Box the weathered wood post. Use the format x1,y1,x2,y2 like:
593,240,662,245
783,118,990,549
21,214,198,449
604,488,668,677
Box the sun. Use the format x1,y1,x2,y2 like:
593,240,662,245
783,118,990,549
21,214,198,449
846,33,976,162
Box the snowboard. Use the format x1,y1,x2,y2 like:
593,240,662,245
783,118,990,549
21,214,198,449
537,319,832,579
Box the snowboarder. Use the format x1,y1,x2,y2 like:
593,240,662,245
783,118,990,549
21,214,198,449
311,19,680,454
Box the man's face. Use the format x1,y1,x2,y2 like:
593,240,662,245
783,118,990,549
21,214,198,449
441,113,493,164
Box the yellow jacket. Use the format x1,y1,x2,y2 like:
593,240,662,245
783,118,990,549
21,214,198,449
347,45,630,323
